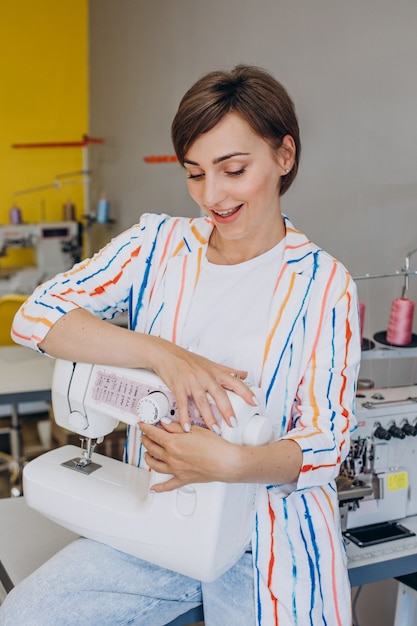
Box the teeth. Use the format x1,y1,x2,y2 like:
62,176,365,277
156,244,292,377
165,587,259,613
214,207,238,216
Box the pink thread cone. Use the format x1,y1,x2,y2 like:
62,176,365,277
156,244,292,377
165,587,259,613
386,298,414,346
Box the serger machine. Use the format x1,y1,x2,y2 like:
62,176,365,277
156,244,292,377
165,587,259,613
0,221,81,296
23,360,272,581
338,385,417,547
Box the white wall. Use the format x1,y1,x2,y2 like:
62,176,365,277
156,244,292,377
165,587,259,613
88,0,417,386
88,2,417,623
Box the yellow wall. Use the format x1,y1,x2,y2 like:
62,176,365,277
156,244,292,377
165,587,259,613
0,0,88,267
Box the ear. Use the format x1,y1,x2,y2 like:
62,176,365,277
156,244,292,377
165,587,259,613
277,135,296,175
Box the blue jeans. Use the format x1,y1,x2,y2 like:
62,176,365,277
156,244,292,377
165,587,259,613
0,538,255,625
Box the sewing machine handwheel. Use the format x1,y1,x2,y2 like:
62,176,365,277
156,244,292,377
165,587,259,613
242,415,272,446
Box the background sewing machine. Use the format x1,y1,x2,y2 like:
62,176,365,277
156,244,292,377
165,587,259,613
338,385,417,547
0,221,81,296
23,359,272,582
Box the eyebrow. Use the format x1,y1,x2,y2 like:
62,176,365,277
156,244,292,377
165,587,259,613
183,152,250,166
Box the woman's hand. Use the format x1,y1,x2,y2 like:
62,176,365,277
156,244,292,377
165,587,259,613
140,420,242,492
147,337,257,432
141,418,303,492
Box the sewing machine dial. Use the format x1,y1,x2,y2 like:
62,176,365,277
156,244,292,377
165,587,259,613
136,391,170,424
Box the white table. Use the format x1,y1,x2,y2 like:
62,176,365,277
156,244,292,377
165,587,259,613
0,346,55,493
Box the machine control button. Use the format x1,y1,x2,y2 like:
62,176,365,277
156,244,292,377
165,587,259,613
388,424,406,439
402,421,417,437
242,415,272,446
371,392,385,400
68,410,89,431
137,391,170,424
176,486,197,516
373,425,391,440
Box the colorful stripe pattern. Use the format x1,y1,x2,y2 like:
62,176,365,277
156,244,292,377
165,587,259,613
12,213,360,625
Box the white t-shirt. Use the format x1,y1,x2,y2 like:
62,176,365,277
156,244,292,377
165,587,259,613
181,239,285,386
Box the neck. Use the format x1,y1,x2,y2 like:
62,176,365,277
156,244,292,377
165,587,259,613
208,220,285,265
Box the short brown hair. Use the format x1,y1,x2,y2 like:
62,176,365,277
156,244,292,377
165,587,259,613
171,65,301,196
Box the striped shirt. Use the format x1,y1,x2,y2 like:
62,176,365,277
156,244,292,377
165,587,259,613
12,213,361,625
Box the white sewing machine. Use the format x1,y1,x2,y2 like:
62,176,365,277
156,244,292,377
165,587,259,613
0,221,81,296
23,359,272,581
338,385,417,547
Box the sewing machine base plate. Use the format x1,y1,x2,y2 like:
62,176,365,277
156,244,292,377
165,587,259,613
61,458,102,475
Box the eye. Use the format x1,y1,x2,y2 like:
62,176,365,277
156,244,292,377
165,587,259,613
186,172,204,181
226,168,246,177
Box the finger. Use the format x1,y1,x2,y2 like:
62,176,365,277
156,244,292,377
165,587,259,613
172,388,192,433
227,369,248,381
144,450,169,472
159,419,183,434
204,385,236,428
150,476,183,493
188,387,220,433
140,422,168,444
221,372,259,405
202,374,254,428
140,424,171,459
142,441,165,468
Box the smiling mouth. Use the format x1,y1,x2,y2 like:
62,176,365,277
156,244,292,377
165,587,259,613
212,205,242,218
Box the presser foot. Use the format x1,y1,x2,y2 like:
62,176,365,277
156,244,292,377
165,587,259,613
61,457,102,475
61,437,103,475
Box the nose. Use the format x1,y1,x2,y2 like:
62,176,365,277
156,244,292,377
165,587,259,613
202,174,226,209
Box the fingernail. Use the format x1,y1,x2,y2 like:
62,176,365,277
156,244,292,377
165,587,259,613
230,416,238,428
251,395,260,406
149,489,156,494
212,424,222,435
183,422,191,432
161,416,172,424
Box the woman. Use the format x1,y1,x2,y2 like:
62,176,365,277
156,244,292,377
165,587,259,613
3,65,360,625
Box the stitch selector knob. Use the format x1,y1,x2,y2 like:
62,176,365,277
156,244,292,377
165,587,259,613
137,391,170,424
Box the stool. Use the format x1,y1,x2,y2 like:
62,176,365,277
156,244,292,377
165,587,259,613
165,605,204,625
0,497,204,624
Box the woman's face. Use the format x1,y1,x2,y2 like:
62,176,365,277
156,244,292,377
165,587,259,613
184,112,294,248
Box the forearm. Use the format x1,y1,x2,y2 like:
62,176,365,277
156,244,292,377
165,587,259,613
38,308,162,369
233,439,302,485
